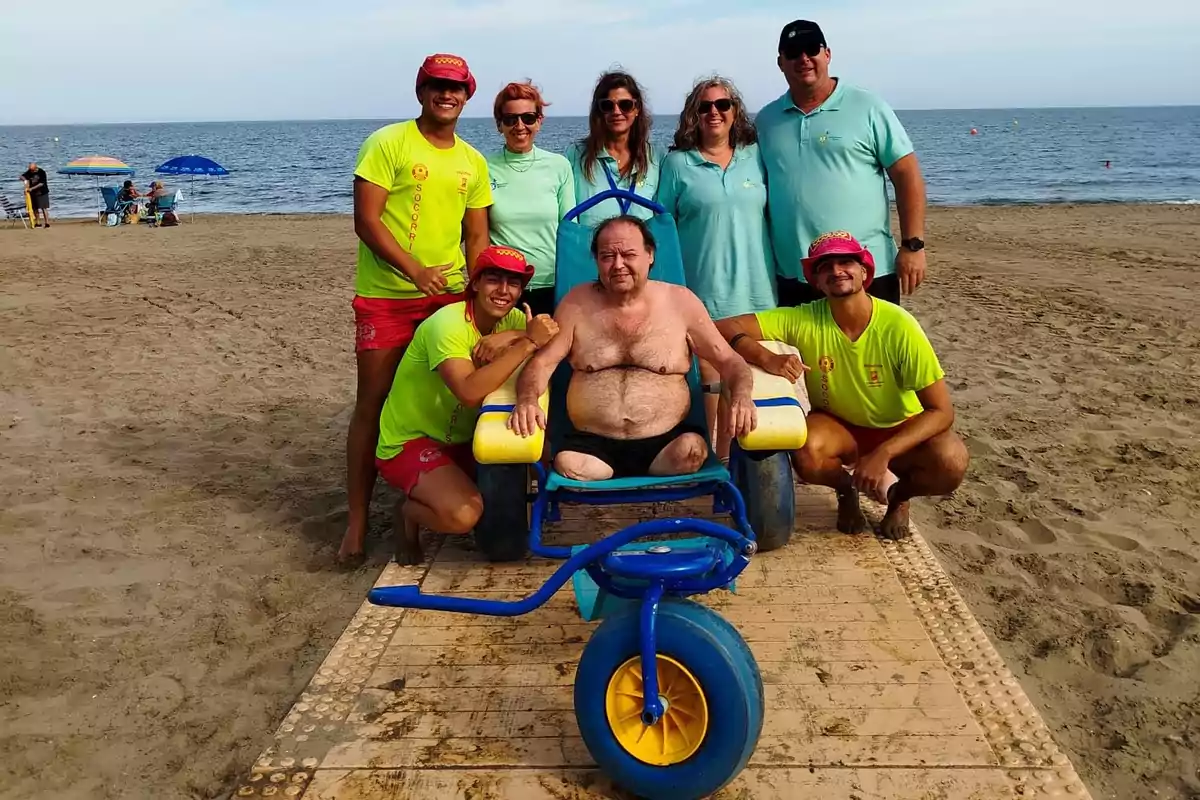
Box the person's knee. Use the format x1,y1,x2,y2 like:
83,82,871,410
794,434,848,476
673,433,708,473
438,492,483,534
554,451,613,481
933,433,970,490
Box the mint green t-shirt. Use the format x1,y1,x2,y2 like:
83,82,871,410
755,298,944,430
655,144,778,320
486,146,575,291
755,80,913,281
377,302,526,460
564,141,663,228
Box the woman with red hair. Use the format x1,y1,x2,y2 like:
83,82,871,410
486,80,575,317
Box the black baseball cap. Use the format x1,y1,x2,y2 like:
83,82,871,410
778,19,826,52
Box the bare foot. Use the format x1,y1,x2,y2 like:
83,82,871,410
836,489,868,534
394,515,423,566
337,523,367,564
879,500,911,540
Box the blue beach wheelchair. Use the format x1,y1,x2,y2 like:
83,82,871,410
367,188,806,800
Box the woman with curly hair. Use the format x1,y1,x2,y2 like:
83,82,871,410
564,70,664,228
657,75,778,460
486,80,575,317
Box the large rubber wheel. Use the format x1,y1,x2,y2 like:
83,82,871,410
734,451,795,552
473,463,529,562
574,598,763,800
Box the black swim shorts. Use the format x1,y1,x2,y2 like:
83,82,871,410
558,421,709,479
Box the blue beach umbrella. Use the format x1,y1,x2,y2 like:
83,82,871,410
154,155,230,219
154,154,229,177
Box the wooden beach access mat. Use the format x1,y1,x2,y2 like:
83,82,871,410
231,486,1093,799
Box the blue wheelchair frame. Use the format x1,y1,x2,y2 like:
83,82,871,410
369,187,764,726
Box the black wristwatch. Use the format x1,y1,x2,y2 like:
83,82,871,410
901,237,925,252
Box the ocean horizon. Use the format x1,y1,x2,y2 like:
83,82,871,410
4,105,1199,218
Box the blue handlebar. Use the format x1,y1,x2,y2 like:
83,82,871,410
563,188,667,223
368,516,753,614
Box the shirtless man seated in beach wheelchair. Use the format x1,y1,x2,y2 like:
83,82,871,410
508,215,758,478
717,230,969,540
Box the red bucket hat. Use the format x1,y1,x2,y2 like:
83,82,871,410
801,230,876,288
470,245,535,286
415,53,477,101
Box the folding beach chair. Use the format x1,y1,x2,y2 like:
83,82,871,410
1,194,30,228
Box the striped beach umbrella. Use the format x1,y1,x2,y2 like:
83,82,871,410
58,155,136,176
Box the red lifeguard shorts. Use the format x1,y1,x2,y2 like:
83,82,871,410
352,292,464,352
375,437,476,495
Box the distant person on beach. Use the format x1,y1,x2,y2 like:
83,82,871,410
657,74,778,462
564,71,664,228
486,81,575,318
20,162,51,228
375,247,557,564
716,231,968,540
144,181,169,214
118,180,141,202
339,53,494,565
756,20,927,307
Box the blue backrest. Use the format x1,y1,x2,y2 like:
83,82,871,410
100,186,120,211
549,188,706,452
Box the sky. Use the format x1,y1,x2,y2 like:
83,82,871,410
1,0,1198,125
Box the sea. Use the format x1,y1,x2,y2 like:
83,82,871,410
2,106,1198,219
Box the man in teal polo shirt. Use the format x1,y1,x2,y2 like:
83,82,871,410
757,19,928,307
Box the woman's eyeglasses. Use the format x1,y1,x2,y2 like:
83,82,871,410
698,98,734,114
501,112,540,127
598,98,638,115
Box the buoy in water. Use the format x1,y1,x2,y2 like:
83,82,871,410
970,128,978,135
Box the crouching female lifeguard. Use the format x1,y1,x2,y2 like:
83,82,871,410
374,245,558,563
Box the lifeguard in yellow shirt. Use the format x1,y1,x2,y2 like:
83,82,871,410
717,231,968,540
340,53,493,564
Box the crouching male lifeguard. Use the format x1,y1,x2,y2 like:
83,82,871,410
374,246,558,563
716,231,968,539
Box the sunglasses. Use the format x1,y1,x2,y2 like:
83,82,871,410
699,98,734,114
500,112,540,127
781,39,825,60
598,98,638,115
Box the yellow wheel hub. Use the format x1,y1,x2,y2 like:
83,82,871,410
605,654,708,765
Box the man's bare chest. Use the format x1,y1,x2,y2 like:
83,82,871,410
573,310,689,374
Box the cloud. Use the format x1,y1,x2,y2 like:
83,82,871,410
0,0,1196,124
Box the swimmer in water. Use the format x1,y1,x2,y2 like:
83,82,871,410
509,215,757,480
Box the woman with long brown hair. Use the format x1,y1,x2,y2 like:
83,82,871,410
564,70,664,228
657,75,778,461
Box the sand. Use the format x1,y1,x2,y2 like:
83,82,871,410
1,205,1197,800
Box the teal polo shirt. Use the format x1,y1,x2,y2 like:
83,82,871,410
756,80,913,281
656,144,778,320
563,142,664,228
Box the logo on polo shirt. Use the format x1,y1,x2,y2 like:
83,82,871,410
412,163,429,181
865,364,884,387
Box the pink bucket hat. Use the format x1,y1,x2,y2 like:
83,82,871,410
415,53,477,101
801,230,876,288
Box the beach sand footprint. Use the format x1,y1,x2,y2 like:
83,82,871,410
1098,531,1143,552
1019,518,1059,546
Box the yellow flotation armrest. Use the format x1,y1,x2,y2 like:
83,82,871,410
737,340,808,451
472,361,549,464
